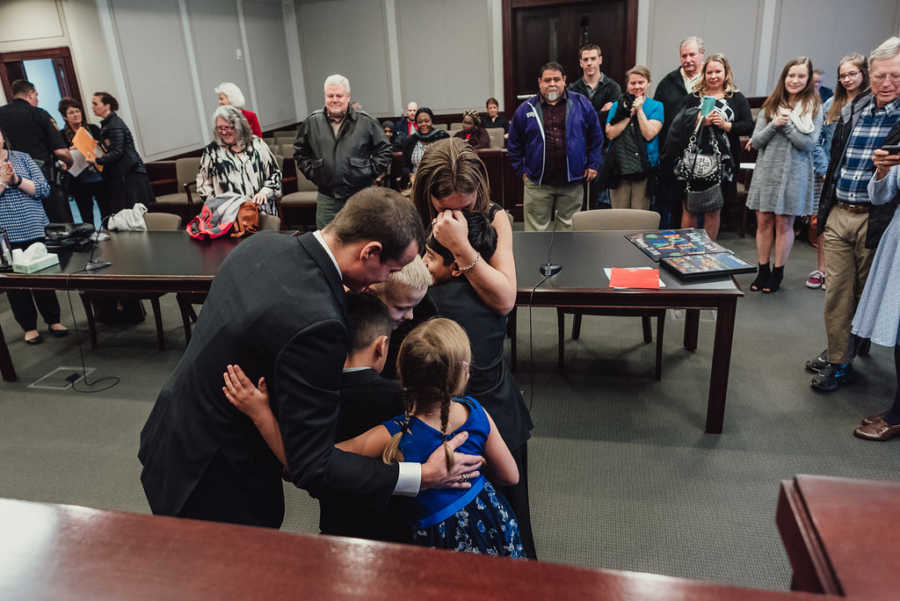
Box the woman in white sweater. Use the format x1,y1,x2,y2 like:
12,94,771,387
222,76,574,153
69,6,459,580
746,57,823,293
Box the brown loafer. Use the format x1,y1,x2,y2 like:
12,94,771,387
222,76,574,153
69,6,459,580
862,411,889,426
854,418,900,441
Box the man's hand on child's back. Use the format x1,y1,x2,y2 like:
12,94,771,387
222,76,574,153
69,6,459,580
420,431,485,490
223,364,270,422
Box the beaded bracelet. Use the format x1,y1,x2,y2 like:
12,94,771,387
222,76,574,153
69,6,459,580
457,252,481,272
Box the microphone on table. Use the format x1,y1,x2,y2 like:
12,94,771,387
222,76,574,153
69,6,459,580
539,198,562,277
84,214,113,272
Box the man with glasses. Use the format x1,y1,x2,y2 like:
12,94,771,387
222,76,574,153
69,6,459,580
809,37,900,391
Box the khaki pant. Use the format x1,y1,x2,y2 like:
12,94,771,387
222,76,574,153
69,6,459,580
316,192,343,230
822,206,873,364
610,178,650,210
523,179,582,232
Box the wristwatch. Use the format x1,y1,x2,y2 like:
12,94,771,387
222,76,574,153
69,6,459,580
8,174,21,189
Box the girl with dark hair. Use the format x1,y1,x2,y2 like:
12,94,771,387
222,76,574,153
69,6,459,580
746,57,823,293
0,126,68,343
453,110,490,149
401,107,449,176
90,92,155,211
57,97,110,223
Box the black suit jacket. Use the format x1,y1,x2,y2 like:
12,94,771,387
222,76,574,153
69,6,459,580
139,231,400,527
318,368,410,540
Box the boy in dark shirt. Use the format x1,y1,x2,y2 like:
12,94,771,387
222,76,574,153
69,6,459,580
422,211,537,559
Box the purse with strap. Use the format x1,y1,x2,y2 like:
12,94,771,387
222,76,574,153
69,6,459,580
677,124,725,213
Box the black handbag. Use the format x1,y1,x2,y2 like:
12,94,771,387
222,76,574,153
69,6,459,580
677,125,725,213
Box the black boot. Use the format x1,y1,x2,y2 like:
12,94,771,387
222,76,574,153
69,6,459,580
763,265,784,293
750,263,770,291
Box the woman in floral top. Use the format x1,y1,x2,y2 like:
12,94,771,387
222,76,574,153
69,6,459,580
197,105,282,216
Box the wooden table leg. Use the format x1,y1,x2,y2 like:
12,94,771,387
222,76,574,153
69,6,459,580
0,323,18,382
705,298,737,433
683,309,700,351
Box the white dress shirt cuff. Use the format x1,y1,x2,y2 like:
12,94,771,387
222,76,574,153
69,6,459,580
393,462,421,496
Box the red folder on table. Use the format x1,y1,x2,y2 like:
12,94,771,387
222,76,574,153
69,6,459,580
608,268,660,289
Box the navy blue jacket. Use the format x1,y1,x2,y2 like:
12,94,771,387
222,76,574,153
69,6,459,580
507,91,604,184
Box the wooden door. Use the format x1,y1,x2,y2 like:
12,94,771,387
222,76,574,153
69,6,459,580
0,47,82,108
503,0,637,113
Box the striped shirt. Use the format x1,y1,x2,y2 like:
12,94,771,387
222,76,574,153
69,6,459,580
0,150,51,243
835,97,900,204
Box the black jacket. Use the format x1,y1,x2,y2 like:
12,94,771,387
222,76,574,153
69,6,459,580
139,232,400,527
0,98,67,166
677,92,753,174
483,114,509,133
818,92,900,248
569,74,622,127
393,117,417,148
294,106,392,200
95,112,146,179
654,68,689,148
318,368,409,541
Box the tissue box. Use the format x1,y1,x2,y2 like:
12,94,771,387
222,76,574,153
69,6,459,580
13,253,60,273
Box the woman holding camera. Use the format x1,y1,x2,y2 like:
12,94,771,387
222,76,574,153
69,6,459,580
746,57,823,293
605,65,664,210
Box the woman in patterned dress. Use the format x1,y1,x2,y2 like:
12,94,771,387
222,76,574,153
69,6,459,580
197,105,282,216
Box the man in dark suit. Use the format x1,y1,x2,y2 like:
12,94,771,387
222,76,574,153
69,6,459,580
139,187,484,528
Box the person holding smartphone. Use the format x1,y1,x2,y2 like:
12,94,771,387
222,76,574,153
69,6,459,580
663,53,753,240
806,36,900,393
850,146,900,440
0,126,68,344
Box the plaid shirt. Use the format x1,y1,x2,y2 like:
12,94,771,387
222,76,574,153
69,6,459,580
0,150,51,243
541,91,568,186
835,97,900,204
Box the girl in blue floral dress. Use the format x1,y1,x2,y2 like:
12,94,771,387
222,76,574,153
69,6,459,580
376,317,523,556
223,316,524,557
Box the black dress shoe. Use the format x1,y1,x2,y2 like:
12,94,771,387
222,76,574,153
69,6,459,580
25,333,44,345
48,326,69,338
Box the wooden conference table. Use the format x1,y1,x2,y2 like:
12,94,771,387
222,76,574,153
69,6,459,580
776,474,900,601
0,497,845,601
0,230,742,432
513,231,743,433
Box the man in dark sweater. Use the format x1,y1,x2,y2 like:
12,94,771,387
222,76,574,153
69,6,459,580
569,43,621,209
654,35,705,227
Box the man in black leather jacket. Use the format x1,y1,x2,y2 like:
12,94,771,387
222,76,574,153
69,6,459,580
294,74,393,229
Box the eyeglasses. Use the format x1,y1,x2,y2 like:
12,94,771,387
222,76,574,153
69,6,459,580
216,125,235,133
838,71,861,80
871,73,900,84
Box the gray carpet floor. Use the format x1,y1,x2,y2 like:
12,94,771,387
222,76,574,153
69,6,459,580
1,232,898,591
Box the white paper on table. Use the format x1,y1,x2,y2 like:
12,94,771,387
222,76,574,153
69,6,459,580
68,149,89,178
603,267,666,289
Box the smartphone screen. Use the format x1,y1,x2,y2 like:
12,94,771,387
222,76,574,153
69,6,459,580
700,96,717,117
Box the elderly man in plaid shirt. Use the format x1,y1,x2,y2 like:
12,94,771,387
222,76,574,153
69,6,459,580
808,36,900,391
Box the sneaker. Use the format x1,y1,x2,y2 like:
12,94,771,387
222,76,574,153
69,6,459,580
806,270,825,289
805,349,829,374
811,363,853,392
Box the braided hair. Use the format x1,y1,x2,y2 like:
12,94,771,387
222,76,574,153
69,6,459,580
381,318,471,467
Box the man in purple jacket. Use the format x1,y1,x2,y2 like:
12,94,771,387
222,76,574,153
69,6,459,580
507,61,604,232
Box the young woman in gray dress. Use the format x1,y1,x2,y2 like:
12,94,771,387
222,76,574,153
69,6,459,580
851,153,900,441
746,57,823,293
